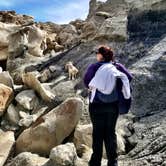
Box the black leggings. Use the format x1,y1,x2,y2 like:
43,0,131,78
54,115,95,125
89,102,119,166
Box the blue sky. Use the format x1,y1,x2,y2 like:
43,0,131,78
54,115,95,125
0,0,91,24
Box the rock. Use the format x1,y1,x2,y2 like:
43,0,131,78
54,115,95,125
58,24,79,47
63,24,78,34
0,22,21,60
27,25,46,57
80,21,97,40
46,33,57,42
7,27,29,55
87,0,99,20
16,97,83,155
6,152,48,166
0,45,8,60
0,11,34,25
96,12,128,41
87,0,166,41
43,37,64,55
18,107,47,127
74,149,109,166
52,80,78,102
5,24,47,83
74,124,92,150
15,90,39,110
39,69,51,82
37,22,63,34
0,130,15,166
19,111,29,119
19,115,37,127
6,104,20,125
22,72,55,102
74,123,126,157
96,11,111,18
70,19,84,31
74,157,88,166
0,83,13,117
0,71,14,88
115,115,135,153
76,144,92,162
1,118,19,131
130,37,166,116
54,43,64,52
49,143,77,166
126,110,166,165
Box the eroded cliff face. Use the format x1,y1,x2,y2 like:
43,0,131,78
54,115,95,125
0,0,166,165
87,0,166,41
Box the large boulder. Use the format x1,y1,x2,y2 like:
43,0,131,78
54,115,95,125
0,22,21,60
6,104,20,125
49,143,77,166
0,83,13,117
74,123,126,157
16,97,83,155
6,152,48,166
0,71,14,88
0,130,15,166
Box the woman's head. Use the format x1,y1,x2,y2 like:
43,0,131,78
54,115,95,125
96,45,114,62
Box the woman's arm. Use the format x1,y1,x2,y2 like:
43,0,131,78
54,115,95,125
83,63,101,88
114,62,133,82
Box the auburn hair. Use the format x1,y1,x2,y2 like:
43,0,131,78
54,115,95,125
98,46,114,62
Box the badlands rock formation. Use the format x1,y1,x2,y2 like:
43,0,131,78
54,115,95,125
0,0,165,165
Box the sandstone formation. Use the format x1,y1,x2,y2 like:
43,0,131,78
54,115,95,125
0,84,13,117
0,71,14,88
0,0,165,165
0,130,15,166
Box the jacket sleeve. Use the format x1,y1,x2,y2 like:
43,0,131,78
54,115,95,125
115,63,133,82
83,64,98,88
112,67,131,99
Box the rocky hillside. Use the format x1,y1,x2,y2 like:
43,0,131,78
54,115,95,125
0,0,166,165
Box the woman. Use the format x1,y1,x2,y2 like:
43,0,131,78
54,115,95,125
83,46,132,166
